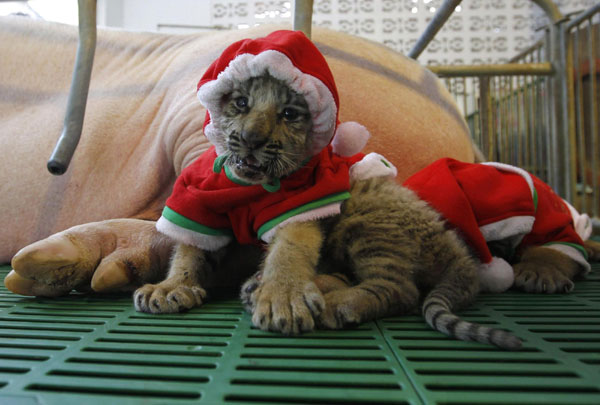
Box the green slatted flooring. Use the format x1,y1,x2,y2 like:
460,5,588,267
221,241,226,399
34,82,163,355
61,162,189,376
1,262,599,405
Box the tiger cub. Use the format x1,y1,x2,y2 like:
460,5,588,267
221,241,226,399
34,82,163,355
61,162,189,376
241,173,522,350
134,72,523,349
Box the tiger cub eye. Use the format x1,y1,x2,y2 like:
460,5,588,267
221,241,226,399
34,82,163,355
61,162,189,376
283,107,299,121
235,96,248,109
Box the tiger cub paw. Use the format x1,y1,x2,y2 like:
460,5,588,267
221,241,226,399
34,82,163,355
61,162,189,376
240,270,263,312
250,278,324,335
318,289,364,329
134,281,207,314
513,246,580,294
240,271,351,313
513,265,575,294
584,239,600,261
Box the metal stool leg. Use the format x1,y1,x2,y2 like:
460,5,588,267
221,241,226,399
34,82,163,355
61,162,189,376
47,0,97,175
293,0,314,38
47,0,314,174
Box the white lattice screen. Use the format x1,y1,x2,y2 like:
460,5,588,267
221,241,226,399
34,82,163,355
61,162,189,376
208,0,597,64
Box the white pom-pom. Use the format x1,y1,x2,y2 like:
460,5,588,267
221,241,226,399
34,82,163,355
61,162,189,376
349,153,397,180
331,122,370,157
563,199,592,240
478,257,514,293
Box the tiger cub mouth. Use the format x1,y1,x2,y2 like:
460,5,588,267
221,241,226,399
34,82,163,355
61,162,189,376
233,155,265,180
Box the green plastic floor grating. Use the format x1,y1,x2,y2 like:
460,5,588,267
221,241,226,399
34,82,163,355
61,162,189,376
1,263,599,405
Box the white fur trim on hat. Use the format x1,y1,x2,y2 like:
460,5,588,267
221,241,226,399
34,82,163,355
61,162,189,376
331,122,370,157
478,256,514,293
479,215,535,246
156,216,232,251
349,153,397,181
197,51,337,156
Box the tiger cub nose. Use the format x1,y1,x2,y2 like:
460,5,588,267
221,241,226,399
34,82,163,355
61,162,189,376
241,130,268,149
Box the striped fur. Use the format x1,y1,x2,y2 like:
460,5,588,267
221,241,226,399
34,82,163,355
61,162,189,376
321,176,522,350
423,296,521,349
131,72,519,348
242,176,523,350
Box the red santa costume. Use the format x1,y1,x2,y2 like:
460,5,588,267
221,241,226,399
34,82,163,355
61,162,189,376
403,158,591,293
156,30,395,251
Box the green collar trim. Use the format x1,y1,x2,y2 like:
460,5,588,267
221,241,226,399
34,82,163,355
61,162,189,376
213,154,227,174
257,191,351,240
261,178,281,192
161,206,233,237
215,156,282,192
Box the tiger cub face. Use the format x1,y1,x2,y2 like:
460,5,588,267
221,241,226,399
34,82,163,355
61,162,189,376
212,74,313,184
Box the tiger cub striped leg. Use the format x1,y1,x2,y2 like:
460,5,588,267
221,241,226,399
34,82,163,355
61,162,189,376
318,276,420,329
249,221,326,335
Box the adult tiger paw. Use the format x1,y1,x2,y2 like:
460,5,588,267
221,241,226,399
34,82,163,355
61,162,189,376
250,278,324,335
6,219,173,297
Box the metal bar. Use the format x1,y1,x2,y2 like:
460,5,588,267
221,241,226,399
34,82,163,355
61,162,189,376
500,76,508,164
564,24,577,206
506,76,520,166
429,63,554,77
293,0,314,39
555,22,572,200
536,45,546,180
479,77,494,160
529,69,537,172
530,0,565,24
571,29,585,212
526,67,535,174
411,0,562,61
408,0,462,59
517,75,524,168
566,2,600,30
461,78,467,125
536,47,546,180
510,39,544,63
544,30,554,187
586,21,599,218
47,0,97,175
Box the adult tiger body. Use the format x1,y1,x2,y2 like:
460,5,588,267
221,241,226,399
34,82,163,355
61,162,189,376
1,16,473,294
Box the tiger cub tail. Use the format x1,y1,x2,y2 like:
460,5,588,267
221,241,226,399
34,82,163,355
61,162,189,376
422,290,522,350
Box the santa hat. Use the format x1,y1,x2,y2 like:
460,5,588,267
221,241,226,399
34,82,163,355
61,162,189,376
196,30,369,157
404,159,539,293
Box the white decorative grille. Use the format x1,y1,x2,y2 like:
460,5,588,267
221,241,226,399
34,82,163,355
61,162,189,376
208,0,597,64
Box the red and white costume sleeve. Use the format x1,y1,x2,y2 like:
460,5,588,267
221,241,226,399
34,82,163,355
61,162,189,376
403,158,591,293
156,30,396,251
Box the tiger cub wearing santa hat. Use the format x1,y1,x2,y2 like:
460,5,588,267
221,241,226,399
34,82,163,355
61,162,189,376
134,30,596,350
